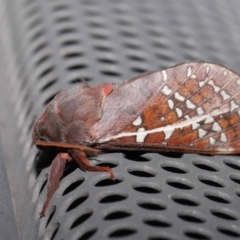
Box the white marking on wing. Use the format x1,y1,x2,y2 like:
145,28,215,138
168,99,174,109
99,112,226,143
206,66,210,73
162,70,167,81
174,92,185,101
133,115,142,126
198,128,207,138
212,122,222,132
191,74,196,78
220,133,227,143
237,79,240,85
208,80,220,92
136,127,148,143
204,116,214,124
163,128,174,140
230,100,239,111
176,108,183,117
162,85,172,95
220,90,230,100
199,77,209,87
192,122,200,130
211,109,223,116
197,107,204,115
186,99,196,109
209,137,216,145
187,67,192,77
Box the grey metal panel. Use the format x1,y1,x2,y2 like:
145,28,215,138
0,0,240,240
0,142,19,240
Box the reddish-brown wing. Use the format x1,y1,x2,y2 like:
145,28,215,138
93,62,240,154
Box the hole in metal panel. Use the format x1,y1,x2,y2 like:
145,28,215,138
61,40,80,46
217,225,240,238
67,64,87,71
204,190,232,204
66,193,89,212
229,173,240,184
108,227,137,238
143,216,172,228
104,210,132,220
46,206,56,228
70,211,93,229
132,182,161,194
33,42,48,54
177,211,206,223
131,66,149,74
127,166,157,178
94,178,122,187
62,179,85,195
99,193,128,204
77,228,97,240
31,29,45,41
210,208,238,221
58,28,76,35
166,177,195,190
235,189,240,197
96,162,118,169
192,158,220,172
123,42,141,50
50,222,60,240
94,46,113,52
61,163,78,179
38,66,55,79
90,33,109,40
35,54,51,67
197,175,226,188
64,52,84,58
123,153,152,162
137,199,167,211
100,70,121,77
184,230,211,240
160,152,183,158
43,91,59,106
39,178,47,195
223,158,240,171
160,161,189,174
97,57,118,64
40,79,57,92
171,193,201,207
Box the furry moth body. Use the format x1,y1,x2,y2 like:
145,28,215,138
33,62,240,215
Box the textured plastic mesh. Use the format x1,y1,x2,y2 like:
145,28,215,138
1,0,240,240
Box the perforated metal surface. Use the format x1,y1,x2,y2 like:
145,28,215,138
1,0,240,240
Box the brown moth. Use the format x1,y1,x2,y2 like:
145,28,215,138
32,62,240,215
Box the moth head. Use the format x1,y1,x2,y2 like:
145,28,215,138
32,108,61,149
32,81,113,149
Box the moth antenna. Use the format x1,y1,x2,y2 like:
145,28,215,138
35,140,100,154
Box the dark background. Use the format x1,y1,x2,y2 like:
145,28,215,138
0,0,240,239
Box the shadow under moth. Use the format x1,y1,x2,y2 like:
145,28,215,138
32,62,240,216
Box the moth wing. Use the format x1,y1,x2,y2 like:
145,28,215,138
95,62,240,154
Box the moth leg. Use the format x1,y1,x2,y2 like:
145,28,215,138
40,152,71,216
70,150,115,180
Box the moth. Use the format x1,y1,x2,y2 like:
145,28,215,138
32,62,240,216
